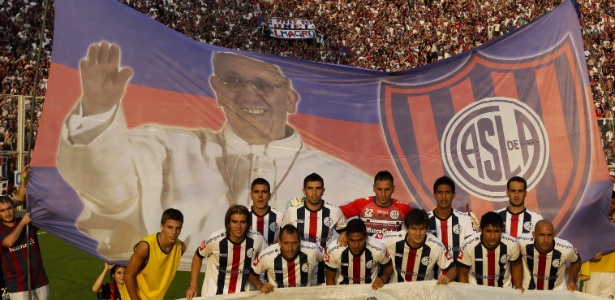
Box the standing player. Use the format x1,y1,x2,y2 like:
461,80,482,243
518,220,581,291
249,224,324,292
495,176,543,237
427,176,475,268
249,178,283,245
0,196,49,300
125,208,185,300
282,173,347,284
339,171,412,237
382,209,456,284
325,219,393,289
186,205,266,298
457,212,523,289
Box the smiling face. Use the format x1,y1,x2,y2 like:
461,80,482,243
227,213,249,243
405,224,427,248
211,53,299,145
112,266,126,285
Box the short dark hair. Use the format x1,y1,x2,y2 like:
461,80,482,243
480,211,504,230
161,208,184,225
0,196,13,206
404,209,429,228
611,190,615,199
251,177,271,193
346,218,368,236
224,204,251,228
433,176,455,194
506,176,527,190
374,170,394,185
303,173,324,188
279,224,300,240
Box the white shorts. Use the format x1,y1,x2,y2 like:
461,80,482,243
8,285,49,300
583,272,615,299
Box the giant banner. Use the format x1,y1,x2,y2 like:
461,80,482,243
31,0,614,269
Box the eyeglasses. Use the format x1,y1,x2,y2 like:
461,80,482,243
215,74,288,96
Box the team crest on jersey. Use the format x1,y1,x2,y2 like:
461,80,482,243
366,260,375,269
552,259,561,268
452,224,461,234
389,210,400,219
444,249,452,261
523,221,533,231
270,222,278,232
301,263,311,273
500,254,509,264
380,37,591,229
247,248,255,258
324,217,333,227
421,257,433,266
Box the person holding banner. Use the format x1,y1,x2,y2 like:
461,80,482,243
248,224,324,292
186,205,266,297
0,196,50,300
381,209,457,284
324,218,393,289
56,41,373,263
457,211,523,289
517,220,581,291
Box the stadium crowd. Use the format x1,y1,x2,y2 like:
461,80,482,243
0,0,614,150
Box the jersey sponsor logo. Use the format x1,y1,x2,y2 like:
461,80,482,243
324,217,333,227
301,263,311,273
452,224,461,234
421,257,433,266
552,259,561,268
523,221,533,231
500,254,509,264
389,210,400,219
441,98,549,201
270,222,278,232
247,248,255,258
199,240,207,251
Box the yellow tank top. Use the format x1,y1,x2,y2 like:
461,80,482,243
136,233,183,300
118,283,130,300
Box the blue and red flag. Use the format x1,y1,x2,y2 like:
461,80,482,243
30,0,613,267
